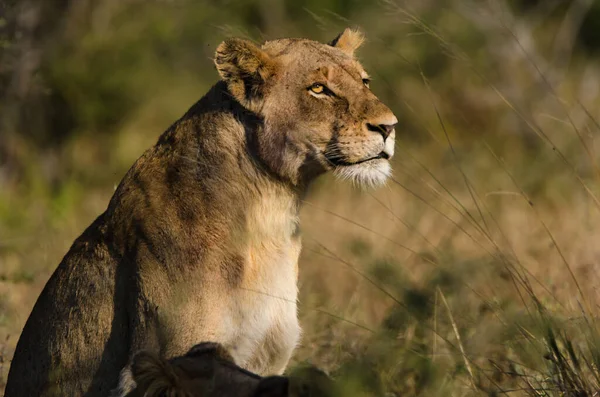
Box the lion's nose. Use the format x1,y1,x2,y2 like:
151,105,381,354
366,122,397,140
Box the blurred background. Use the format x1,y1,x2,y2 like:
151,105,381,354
3,0,600,395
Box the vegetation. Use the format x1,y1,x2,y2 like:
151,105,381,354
3,0,600,395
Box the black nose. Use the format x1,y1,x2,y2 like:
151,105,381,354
367,123,396,140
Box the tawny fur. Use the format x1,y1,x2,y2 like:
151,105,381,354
5,28,396,397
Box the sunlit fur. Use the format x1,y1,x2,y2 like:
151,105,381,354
217,29,398,189
333,160,391,188
5,28,397,397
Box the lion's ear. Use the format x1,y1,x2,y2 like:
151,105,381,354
329,27,365,57
131,351,181,397
186,341,234,362
214,38,277,111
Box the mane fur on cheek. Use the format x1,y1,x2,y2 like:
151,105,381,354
333,161,391,189
254,111,323,187
252,117,299,185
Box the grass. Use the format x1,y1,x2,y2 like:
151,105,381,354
295,173,600,395
3,0,600,395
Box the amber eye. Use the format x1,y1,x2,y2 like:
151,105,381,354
309,83,325,94
362,78,371,88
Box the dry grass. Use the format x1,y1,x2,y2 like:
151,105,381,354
3,0,600,395
0,336,7,393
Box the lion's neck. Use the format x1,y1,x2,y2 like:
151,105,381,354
108,83,305,262
183,81,321,191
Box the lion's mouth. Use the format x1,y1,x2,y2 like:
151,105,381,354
327,151,390,167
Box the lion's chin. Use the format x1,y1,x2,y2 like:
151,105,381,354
333,159,391,189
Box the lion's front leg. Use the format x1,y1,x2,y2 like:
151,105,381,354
109,288,224,395
110,299,227,396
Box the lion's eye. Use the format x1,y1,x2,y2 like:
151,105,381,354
362,78,371,88
309,83,325,94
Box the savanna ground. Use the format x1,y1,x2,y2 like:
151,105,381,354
3,0,600,395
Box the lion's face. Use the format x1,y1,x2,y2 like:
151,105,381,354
215,29,397,188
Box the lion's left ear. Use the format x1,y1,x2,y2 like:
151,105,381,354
329,27,365,57
214,38,277,111
130,351,181,396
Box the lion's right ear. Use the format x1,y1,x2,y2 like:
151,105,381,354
214,38,277,112
130,351,181,397
329,27,365,57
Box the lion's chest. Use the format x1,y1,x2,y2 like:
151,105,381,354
223,195,301,374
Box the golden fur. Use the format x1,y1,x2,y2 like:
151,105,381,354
5,28,396,396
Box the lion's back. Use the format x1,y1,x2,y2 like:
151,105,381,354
5,213,129,397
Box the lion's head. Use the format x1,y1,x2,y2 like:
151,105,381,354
215,28,397,188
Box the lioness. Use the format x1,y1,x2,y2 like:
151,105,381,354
5,28,396,396
121,342,334,397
